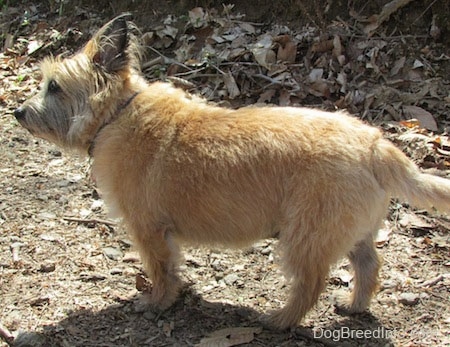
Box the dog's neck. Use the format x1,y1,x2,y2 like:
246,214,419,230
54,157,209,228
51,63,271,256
88,91,140,157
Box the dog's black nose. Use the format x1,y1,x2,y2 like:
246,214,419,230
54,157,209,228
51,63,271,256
14,107,26,121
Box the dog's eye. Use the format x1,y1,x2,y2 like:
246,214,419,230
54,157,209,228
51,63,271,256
47,80,61,93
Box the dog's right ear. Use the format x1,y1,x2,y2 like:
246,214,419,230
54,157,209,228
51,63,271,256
84,14,132,73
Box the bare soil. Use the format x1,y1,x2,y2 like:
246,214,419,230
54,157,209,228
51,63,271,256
1,2,449,347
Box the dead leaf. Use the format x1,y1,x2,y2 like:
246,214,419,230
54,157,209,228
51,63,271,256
3,33,14,51
238,22,256,34
390,56,406,76
257,89,276,104
412,59,424,69
196,327,262,347
251,35,276,70
375,222,392,247
309,81,330,97
308,68,323,83
364,0,414,34
275,35,297,63
223,72,240,99
189,7,207,28
162,321,174,337
399,213,434,230
332,35,342,58
403,106,438,132
399,119,421,129
279,89,291,106
311,39,334,53
135,273,150,291
27,39,44,55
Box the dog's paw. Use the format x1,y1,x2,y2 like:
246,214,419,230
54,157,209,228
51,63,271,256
259,310,297,331
331,290,366,314
140,286,177,310
135,272,182,310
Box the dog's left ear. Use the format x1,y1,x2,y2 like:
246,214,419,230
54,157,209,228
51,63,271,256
85,14,131,73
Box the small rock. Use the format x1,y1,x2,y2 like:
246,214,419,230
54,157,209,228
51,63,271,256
224,273,239,286
56,180,70,187
260,246,272,255
381,280,398,290
123,251,140,263
29,295,50,307
38,262,56,273
36,212,56,220
110,268,123,275
91,200,104,212
102,247,123,261
398,292,420,306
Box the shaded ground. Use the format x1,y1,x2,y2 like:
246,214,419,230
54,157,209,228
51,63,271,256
1,2,449,347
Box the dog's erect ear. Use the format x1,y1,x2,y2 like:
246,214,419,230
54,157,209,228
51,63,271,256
85,14,132,73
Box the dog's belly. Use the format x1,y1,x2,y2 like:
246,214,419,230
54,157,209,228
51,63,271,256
161,174,284,247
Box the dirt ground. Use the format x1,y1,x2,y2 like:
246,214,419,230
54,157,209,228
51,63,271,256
1,1,449,347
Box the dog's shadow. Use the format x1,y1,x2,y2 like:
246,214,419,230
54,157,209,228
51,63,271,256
12,289,395,347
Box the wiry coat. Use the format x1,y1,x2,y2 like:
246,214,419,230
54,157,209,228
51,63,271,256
15,16,450,329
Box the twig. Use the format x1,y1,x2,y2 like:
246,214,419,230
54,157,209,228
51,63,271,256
63,217,117,227
142,56,164,69
253,73,283,85
419,274,444,288
0,322,14,346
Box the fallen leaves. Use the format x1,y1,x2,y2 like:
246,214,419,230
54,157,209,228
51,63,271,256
125,4,450,132
196,327,262,347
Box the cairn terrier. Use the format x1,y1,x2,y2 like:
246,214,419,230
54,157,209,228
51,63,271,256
14,15,450,329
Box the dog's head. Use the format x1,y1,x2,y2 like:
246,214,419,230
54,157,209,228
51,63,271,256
14,14,141,152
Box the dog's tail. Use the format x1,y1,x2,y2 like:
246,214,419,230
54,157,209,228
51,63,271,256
372,138,450,213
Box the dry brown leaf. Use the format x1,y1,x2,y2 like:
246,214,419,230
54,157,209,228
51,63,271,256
364,0,414,34
390,56,406,76
332,35,342,58
311,39,334,53
196,327,262,347
399,119,420,129
135,273,150,291
257,89,276,104
403,106,438,132
275,35,297,63
309,81,330,98
3,33,14,51
162,321,174,337
223,72,240,99
399,213,434,230
279,89,291,106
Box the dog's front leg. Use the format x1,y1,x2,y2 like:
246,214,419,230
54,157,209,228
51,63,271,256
130,221,182,310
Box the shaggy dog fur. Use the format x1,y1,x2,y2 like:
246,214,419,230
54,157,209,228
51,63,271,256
14,15,450,329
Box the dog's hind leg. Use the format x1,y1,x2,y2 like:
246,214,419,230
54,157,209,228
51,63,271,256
334,233,381,313
265,219,338,329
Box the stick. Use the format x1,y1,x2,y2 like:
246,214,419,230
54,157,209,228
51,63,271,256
0,322,14,346
63,217,117,227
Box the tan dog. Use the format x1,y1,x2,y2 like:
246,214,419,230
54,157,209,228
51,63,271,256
14,15,450,329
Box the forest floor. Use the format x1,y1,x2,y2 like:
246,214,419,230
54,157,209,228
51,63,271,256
0,2,449,346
